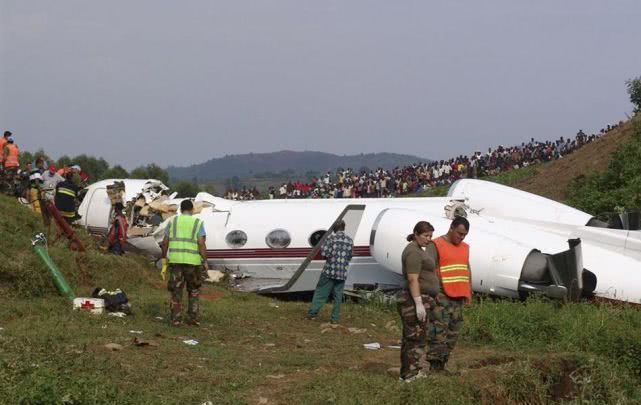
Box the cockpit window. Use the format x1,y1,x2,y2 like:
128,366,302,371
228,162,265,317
266,229,291,249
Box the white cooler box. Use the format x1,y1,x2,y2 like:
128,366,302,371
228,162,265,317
73,298,105,315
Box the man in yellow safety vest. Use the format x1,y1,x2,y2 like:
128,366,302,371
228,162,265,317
160,200,209,326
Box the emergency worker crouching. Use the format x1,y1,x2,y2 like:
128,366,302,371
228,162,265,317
160,200,209,326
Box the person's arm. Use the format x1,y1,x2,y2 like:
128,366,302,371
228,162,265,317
198,235,209,270
320,234,331,259
405,249,427,322
197,222,209,270
345,240,353,262
160,236,168,259
407,273,421,300
466,262,472,305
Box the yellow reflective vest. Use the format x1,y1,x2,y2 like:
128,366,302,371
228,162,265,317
167,215,204,266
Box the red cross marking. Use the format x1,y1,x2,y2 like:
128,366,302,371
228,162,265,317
80,300,95,310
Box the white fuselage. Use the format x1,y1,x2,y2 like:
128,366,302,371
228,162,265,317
78,179,641,303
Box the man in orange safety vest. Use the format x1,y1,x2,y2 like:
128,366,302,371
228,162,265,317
428,216,471,373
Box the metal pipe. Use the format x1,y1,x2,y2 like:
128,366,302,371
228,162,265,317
32,233,76,301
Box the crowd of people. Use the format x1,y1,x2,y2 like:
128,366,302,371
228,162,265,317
224,123,621,200
0,130,91,225
223,187,261,201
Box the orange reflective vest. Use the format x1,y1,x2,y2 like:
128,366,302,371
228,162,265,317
4,144,19,168
0,138,6,164
434,237,471,299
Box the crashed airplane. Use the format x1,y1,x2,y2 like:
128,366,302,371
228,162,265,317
77,178,641,304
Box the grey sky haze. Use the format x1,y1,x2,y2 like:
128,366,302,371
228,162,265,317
1,1,640,169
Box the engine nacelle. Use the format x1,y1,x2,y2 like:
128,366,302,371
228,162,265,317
370,208,588,300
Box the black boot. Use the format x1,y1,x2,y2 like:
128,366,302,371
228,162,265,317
430,359,457,376
430,360,444,371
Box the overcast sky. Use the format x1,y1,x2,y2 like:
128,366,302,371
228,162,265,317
1,1,640,169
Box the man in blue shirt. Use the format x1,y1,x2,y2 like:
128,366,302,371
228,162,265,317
306,220,354,324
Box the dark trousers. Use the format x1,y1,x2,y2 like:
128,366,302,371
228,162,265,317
108,241,123,255
307,273,345,322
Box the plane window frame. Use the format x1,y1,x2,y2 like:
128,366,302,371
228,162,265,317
225,229,248,249
308,229,327,247
265,228,291,249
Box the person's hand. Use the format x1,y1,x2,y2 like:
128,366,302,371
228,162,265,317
160,258,168,281
413,296,427,323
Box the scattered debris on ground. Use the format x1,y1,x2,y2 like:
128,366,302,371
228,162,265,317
132,337,159,347
104,343,124,352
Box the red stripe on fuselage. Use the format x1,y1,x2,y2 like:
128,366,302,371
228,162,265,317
207,245,371,259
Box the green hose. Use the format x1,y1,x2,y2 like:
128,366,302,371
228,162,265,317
32,233,76,301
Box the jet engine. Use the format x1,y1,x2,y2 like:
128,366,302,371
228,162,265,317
369,208,595,301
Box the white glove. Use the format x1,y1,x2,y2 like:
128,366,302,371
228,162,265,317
413,296,427,323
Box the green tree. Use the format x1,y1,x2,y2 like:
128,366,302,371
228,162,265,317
57,155,72,169
103,165,129,179
224,176,241,191
172,181,200,197
20,151,34,167
627,76,641,113
130,164,169,184
70,154,110,181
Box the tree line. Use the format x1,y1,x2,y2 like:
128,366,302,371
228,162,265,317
19,150,214,198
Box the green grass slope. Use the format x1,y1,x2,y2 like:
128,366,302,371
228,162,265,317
2,197,641,403
0,195,156,298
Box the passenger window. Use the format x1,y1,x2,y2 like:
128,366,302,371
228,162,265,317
266,229,291,249
225,230,248,248
308,230,326,247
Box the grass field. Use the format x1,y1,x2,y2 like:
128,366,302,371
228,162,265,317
2,197,641,404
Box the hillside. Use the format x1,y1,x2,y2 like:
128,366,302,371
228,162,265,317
510,118,637,202
2,195,641,403
168,151,428,181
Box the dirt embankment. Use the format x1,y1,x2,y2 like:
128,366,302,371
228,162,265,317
512,118,636,202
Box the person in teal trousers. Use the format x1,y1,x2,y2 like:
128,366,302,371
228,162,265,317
306,220,354,324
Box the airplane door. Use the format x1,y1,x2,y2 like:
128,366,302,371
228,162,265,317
84,187,111,233
258,204,366,293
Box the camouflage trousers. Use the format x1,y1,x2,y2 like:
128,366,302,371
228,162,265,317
426,292,465,364
167,264,203,323
397,290,435,379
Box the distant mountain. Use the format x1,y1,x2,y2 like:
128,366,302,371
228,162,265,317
168,150,429,181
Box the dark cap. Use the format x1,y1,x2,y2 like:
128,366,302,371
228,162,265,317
3,131,11,138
